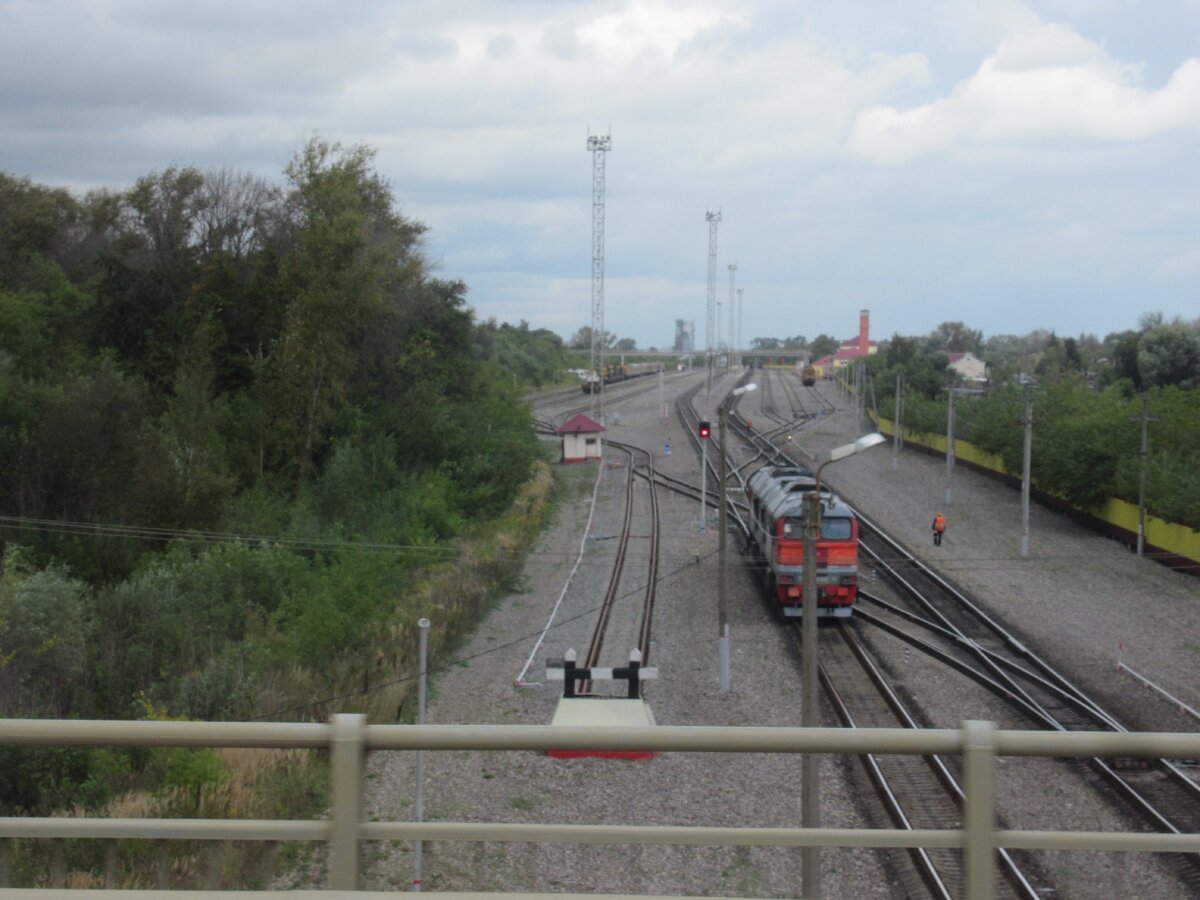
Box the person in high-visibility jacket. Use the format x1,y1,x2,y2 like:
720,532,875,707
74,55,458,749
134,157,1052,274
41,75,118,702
932,512,946,546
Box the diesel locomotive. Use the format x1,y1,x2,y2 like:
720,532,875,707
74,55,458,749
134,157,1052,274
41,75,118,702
744,465,861,618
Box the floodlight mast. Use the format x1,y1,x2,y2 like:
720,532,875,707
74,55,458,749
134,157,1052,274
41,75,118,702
588,132,611,423
705,210,721,392
727,264,736,371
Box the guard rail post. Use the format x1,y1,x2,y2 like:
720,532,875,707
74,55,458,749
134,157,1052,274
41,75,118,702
330,713,366,889
964,719,997,900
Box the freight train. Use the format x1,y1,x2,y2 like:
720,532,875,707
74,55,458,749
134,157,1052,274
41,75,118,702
744,464,861,618
581,361,666,394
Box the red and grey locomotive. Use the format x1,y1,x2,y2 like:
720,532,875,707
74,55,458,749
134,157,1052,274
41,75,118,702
745,465,861,617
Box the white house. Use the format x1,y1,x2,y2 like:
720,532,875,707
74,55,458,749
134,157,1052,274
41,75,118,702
948,351,987,383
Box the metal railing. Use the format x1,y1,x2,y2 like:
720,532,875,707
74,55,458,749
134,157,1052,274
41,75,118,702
1,716,1198,898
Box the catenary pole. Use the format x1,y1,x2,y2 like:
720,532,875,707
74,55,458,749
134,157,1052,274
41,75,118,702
1134,394,1155,556
1021,391,1033,558
945,381,956,506
892,373,903,470
717,403,730,691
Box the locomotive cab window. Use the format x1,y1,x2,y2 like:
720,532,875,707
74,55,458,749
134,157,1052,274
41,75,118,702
782,516,851,539
822,517,852,539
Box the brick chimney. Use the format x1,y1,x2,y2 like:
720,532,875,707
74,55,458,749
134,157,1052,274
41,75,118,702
859,309,869,353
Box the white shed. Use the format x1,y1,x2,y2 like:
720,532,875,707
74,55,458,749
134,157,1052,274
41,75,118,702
948,351,987,382
555,413,605,463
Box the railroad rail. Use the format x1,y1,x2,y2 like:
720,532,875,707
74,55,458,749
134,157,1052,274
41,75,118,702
815,621,1045,898
855,514,1200,890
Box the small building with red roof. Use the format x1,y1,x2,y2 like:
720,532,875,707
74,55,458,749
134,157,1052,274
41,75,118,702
811,309,878,376
555,413,605,463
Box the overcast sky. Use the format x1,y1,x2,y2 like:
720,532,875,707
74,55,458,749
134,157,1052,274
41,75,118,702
3,1,1198,350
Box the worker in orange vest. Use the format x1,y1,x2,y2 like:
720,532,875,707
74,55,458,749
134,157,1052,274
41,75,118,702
932,512,946,546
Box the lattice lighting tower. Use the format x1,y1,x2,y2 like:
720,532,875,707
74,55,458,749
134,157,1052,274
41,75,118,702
705,211,721,387
588,132,612,419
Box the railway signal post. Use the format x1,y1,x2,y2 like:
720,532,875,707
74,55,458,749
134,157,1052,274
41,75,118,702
698,420,710,531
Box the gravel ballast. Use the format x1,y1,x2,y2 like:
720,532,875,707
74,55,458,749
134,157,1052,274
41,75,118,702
348,371,1198,898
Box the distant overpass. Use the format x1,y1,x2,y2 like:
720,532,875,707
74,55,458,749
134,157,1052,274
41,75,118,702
599,348,811,365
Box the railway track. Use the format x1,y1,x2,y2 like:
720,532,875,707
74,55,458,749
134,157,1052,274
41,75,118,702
544,371,1196,896
712,375,1197,896
813,621,1045,899
855,514,1200,891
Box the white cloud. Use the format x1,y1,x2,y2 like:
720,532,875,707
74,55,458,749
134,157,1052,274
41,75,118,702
849,22,1200,164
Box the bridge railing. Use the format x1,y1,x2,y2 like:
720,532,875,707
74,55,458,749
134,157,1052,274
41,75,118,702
1,716,1198,898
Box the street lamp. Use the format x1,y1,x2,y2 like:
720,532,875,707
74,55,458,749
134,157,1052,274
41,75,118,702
717,382,757,692
801,431,886,898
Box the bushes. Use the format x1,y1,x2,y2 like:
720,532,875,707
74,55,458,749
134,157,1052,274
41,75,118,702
891,375,1200,526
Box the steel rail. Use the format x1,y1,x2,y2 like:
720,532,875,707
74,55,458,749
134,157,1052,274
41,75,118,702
580,443,637,692
853,517,1200,885
821,622,1044,899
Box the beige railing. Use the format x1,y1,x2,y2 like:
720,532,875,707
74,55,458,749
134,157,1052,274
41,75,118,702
1,716,1198,899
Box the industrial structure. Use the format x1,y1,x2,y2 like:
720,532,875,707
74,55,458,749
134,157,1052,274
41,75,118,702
587,132,611,418
705,210,720,379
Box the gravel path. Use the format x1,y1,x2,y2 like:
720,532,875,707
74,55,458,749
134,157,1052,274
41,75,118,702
353,371,1198,898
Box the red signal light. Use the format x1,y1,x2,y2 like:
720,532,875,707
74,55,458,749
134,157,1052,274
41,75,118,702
698,420,711,439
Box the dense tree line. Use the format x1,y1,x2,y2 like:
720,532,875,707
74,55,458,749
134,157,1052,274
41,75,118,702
0,141,571,823
857,320,1200,527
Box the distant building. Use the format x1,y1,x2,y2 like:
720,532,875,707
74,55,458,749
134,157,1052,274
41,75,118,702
948,351,987,383
811,309,878,376
674,319,695,352
555,413,604,463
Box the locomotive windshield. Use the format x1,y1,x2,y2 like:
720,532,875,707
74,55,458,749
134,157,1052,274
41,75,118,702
782,516,852,539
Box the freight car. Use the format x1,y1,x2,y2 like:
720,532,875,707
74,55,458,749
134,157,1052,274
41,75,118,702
800,364,817,386
745,465,861,618
581,361,666,393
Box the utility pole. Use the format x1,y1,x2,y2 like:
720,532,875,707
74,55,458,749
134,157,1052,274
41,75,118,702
945,381,956,506
727,263,737,372
729,290,739,372
1133,395,1156,556
1021,389,1033,558
801,486,821,899
892,373,903,470
588,132,611,425
717,407,730,691
705,211,721,395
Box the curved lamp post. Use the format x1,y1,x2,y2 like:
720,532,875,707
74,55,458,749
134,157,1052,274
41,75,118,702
717,382,757,692
801,431,886,897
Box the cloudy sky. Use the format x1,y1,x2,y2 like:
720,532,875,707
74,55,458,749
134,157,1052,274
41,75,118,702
3,1,1198,350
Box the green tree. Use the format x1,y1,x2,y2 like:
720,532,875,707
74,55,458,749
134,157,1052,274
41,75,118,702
809,334,839,359
0,549,92,717
271,138,425,476
1137,324,1200,389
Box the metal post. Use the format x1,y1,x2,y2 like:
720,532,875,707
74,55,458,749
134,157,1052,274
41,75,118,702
1135,395,1152,556
963,720,997,900
892,373,902,471
729,290,739,372
801,487,821,898
945,382,956,506
659,369,666,423
413,617,430,891
329,713,366,890
718,403,730,691
1021,392,1033,558
700,437,708,531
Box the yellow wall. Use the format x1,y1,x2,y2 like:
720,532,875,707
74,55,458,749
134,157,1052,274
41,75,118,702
871,413,1200,568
